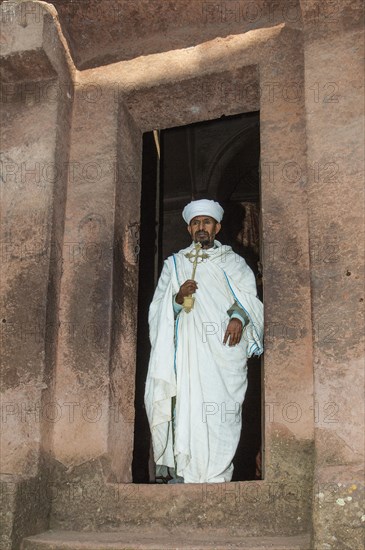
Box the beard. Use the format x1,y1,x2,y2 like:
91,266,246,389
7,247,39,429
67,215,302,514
195,232,214,248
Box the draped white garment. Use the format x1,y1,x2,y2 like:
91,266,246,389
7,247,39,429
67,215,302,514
144,241,263,483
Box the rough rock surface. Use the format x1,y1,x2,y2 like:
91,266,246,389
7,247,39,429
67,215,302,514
0,1,363,550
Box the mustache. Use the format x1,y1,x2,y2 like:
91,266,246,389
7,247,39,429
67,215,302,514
195,233,212,243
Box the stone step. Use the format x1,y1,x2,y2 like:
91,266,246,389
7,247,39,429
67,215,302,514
21,530,312,550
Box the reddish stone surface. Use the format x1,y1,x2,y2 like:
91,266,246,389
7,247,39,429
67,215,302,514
1,2,363,550
22,529,311,549
301,11,364,550
51,0,301,70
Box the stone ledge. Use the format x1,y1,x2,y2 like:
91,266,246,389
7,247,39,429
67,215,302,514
21,530,311,550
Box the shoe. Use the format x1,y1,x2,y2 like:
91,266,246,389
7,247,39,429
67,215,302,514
167,476,184,484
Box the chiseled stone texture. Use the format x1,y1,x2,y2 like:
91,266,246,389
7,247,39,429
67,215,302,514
1,2,74,549
46,21,315,538
51,0,303,69
49,83,118,467
301,4,364,549
0,467,51,550
48,443,313,534
21,530,311,550
0,1,363,549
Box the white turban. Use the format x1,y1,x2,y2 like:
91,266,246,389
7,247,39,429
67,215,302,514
182,199,224,224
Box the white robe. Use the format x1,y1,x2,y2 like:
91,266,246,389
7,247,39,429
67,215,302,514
144,241,263,483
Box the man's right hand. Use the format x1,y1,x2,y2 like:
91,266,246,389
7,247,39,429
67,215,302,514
175,280,198,304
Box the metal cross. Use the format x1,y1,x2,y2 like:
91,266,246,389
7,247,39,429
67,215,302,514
184,243,209,279
182,243,209,312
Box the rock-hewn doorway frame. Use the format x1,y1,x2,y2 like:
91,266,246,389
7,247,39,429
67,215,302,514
109,21,313,471
75,25,314,530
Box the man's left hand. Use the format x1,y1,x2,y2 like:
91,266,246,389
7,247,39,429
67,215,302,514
223,318,243,347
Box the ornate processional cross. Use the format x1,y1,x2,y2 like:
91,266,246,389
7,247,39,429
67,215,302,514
183,243,209,313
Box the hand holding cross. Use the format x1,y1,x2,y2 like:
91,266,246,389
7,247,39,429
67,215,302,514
175,243,209,313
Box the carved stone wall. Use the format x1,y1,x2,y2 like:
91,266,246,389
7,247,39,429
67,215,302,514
0,1,363,549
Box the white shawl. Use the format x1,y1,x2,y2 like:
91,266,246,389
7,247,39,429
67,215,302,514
145,241,263,483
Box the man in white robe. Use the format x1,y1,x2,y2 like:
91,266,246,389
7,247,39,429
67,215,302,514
145,199,263,483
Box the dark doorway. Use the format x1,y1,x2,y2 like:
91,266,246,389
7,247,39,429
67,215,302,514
132,112,262,483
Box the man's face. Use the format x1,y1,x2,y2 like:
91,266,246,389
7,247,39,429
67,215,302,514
187,215,221,249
